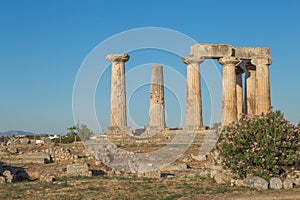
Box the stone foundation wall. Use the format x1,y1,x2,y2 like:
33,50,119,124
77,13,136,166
107,127,207,146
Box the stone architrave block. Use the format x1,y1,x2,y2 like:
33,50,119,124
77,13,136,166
234,46,270,59
190,44,233,58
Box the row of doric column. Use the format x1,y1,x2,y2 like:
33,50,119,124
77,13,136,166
181,54,272,127
105,44,272,129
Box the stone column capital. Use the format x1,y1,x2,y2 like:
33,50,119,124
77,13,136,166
106,54,130,63
251,56,272,66
181,56,205,65
218,56,240,66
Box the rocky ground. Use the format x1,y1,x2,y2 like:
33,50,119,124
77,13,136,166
0,175,300,199
0,136,300,199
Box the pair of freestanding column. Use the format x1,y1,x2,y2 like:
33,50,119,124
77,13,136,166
106,54,165,129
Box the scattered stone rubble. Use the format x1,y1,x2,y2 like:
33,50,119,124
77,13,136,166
42,147,76,162
39,173,56,183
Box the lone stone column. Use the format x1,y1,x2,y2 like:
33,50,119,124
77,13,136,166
181,56,204,130
251,56,272,114
236,67,243,120
245,63,256,115
149,64,165,129
106,54,129,128
218,57,240,125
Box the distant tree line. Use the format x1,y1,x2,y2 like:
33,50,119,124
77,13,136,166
52,123,93,144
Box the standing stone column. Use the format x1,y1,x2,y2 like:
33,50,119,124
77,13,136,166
251,56,272,114
181,56,204,130
106,54,129,128
149,64,165,129
236,67,243,120
218,57,240,125
244,64,256,115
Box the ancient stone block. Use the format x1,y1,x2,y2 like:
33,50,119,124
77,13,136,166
213,171,232,184
67,164,91,176
283,178,293,189
234,46,270,59
190,44,233,58
39,174,56,183
269,177,282,190
3,170,16,183
231,179,244,187
243,176,268,190
21,152,52,164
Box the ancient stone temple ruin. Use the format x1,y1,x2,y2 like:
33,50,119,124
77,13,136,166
187,44,272,126
106,44,272,139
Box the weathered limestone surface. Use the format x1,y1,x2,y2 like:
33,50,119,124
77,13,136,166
3,170,15,183
270,177,283,190
67,163,91,176
106,54,129,128
149,64,165,129
283,178,294,189
190,44,232,58
234,46,270,59
243,176,269,190
245,63,256,115
251,56,272,114
181,56,204,129
1,152,51,164
218,57,240,125
39,173,56,183
42,147,75,162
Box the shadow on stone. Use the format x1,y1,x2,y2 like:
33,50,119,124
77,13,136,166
91,170,105,176
160,173,175,178
0,161,30,183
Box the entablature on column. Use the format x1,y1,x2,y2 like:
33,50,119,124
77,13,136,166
190,44,233,59
233,47,270,60
190,44,272,62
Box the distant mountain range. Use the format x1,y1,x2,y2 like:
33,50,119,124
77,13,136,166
0,130,37,137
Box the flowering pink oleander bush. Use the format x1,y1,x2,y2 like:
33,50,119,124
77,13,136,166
216,110,300,180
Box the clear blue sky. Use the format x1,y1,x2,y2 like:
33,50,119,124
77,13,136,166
0,0,299,134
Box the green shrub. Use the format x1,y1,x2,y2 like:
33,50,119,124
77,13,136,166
216,110,300,180
52,134,81,144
